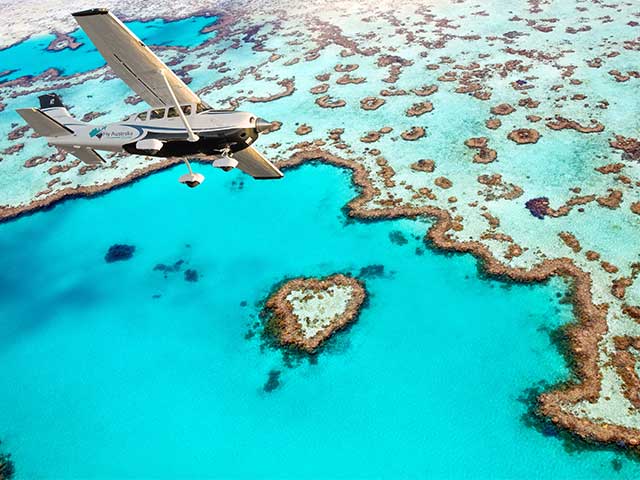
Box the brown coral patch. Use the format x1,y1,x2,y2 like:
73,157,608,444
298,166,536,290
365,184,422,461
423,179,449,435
486,118,502,130
247,78,295,103
315,95,346,108
295,124,312,135
401,127,426,141
406,101,434,117
411,85,438,96
410,159,435,173
507,128,541,144
360,131,381,143
546,116,605,133
360,97,385,110
596,189,623,209
490,103,516,115
473,148,498,164
610,135,640,161
595,163,625,174
434,176,453,189
310,83,329,94
264,274,366,353
559,232,582,253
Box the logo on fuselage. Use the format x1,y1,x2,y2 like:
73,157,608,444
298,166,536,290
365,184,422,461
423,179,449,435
89,126,106,139
89,126,134,140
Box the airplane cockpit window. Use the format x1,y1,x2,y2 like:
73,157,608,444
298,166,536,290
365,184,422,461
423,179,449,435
150,108,165,120
137,112,147,122
196,103,209,114
167,107,179,118
181,105,192,116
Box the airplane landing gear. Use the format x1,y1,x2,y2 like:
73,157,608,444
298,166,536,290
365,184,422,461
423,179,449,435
178,158,205,188
213,147,239,172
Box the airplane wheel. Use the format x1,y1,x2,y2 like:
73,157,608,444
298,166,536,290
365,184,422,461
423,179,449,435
179,172,205,187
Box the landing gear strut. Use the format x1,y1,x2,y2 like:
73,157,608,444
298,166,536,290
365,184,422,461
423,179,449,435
213,146,239,172
178,158,205,188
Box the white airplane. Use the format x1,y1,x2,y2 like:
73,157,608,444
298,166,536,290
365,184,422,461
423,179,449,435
16,8,283,187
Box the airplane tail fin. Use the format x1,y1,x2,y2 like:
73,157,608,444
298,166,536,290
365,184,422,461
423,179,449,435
16,94,105,165
15,94,80,138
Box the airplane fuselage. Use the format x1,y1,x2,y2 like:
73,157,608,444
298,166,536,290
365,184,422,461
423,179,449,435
49,105,262,159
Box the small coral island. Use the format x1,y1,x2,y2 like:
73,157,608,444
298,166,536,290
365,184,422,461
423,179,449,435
263,274,366,353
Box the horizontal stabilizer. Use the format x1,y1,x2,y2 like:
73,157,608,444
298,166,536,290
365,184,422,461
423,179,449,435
63,146,106,165
234,146,283,180
16,108,73,138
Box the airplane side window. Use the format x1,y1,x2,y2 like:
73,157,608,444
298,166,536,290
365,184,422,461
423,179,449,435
181,105,192,116
150,108,165,120
137,112,147,121
167,107,179,118
196,103,208,114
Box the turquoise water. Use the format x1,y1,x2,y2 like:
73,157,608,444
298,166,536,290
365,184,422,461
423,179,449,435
0,163,637,479
0,15,218,82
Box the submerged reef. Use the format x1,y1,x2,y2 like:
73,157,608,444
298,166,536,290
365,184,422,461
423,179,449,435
263,274,367,353
0,442,14,480
263,369,282,393
104,244,135,263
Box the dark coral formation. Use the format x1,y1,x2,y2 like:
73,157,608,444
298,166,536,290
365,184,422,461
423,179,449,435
263,369,282,392
104,244,135,263
389,230,408,245
0,441,14,480
184,269,199,282
358,264,385,278
525,197,550,219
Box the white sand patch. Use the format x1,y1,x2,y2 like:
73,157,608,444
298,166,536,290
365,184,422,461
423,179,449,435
567,365,640,429
287,285,353,338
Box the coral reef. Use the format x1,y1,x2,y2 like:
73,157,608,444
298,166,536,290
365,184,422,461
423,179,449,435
263,274,366,353
104,244,135,263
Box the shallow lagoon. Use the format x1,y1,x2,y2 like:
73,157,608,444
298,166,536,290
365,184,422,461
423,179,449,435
0,163,637,479
0,15,218,82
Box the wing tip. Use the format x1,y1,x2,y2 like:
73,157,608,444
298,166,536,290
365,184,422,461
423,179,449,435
72,8,110,17
254,174,285,180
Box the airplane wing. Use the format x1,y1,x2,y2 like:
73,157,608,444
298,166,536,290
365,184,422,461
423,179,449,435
64,146,106,165
234,147,284,179
72,9,202,108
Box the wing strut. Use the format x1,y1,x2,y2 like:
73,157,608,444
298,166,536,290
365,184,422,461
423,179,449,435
160,70,199,143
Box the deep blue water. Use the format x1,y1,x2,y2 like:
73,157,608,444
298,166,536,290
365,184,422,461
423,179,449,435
0,163,637,479
0,15,218,82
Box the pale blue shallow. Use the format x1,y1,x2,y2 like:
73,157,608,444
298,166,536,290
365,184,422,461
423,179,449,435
0,15,218,82
0,163,637,479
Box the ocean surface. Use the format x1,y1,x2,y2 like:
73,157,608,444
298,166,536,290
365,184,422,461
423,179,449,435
0,163,636,479
1,12,639,480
